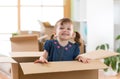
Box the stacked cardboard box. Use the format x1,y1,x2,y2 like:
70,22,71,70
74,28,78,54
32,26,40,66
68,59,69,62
10,35,39,52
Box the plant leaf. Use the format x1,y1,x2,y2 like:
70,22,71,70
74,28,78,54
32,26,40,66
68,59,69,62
96,46,100,50
106,43,109,50
116,35,120,40
104,68,108,72
117,63,120,73
100,44,105,50
111,57,117,71
117,55,120,61
117,48,120,53
104,58,110,66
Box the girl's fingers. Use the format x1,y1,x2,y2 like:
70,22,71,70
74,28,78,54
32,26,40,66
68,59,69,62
34,59,41,63
34,59,48,64
78,57,89,63
44,60,48,63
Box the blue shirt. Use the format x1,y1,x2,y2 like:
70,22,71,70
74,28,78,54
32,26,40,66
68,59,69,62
44,40,80,61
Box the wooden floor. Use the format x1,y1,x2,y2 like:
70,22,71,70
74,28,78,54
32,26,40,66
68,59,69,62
0,72,9,79
0,70,120,79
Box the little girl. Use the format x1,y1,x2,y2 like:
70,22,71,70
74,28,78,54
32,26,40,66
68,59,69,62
35,18,89,63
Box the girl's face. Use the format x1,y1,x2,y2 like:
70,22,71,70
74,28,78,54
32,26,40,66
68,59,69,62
56,22,73,41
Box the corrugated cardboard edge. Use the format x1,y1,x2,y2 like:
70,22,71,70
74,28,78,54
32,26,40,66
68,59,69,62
10,52,42,58
80,50,120,59
0,57,17,63
20,60,108,75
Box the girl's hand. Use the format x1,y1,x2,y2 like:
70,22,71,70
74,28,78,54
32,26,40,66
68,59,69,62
77,56,90,63
34,56,48,63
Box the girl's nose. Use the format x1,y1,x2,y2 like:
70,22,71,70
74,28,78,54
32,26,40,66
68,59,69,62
63,28,67,32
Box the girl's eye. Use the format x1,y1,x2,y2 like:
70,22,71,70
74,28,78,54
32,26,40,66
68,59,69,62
67,28,71,30
60,27,64,29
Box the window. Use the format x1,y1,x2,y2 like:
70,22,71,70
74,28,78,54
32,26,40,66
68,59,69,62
20,0,64,31
0,0,17,33
0,0,69,55
0,0,17,55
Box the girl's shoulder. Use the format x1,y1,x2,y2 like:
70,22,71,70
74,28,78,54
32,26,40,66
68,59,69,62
69,41,79,46
70,42,80,47
68,41,74,45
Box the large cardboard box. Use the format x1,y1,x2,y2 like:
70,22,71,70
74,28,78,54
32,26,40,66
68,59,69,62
0,50,119,79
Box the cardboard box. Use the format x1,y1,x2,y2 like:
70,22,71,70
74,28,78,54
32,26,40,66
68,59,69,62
10,35,39,52
80,50,120,59
0,50,119,79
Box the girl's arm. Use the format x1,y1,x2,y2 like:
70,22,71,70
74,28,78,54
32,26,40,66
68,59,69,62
41,50,48,59
34,50,48,63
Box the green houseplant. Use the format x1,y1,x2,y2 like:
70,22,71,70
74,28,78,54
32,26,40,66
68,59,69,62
12,32,19,37
96,43,120,73
115,35,120,73
116,35,120,53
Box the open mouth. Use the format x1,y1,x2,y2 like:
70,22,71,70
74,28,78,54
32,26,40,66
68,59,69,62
61,34,69,36
61,33,69,36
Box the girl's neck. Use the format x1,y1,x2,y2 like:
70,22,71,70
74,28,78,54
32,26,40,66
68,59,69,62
57,38,69,47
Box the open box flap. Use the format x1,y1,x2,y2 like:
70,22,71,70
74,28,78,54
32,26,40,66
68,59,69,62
10,52,42,58
20,60,108,75
0,57,17,63
80,50,120,59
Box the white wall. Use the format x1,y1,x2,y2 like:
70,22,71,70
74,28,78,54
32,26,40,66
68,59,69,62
87,0,114,51
114,0,120,50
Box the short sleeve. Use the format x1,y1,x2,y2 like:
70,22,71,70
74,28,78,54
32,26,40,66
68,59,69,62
73,43,80,59
44,40,52,53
